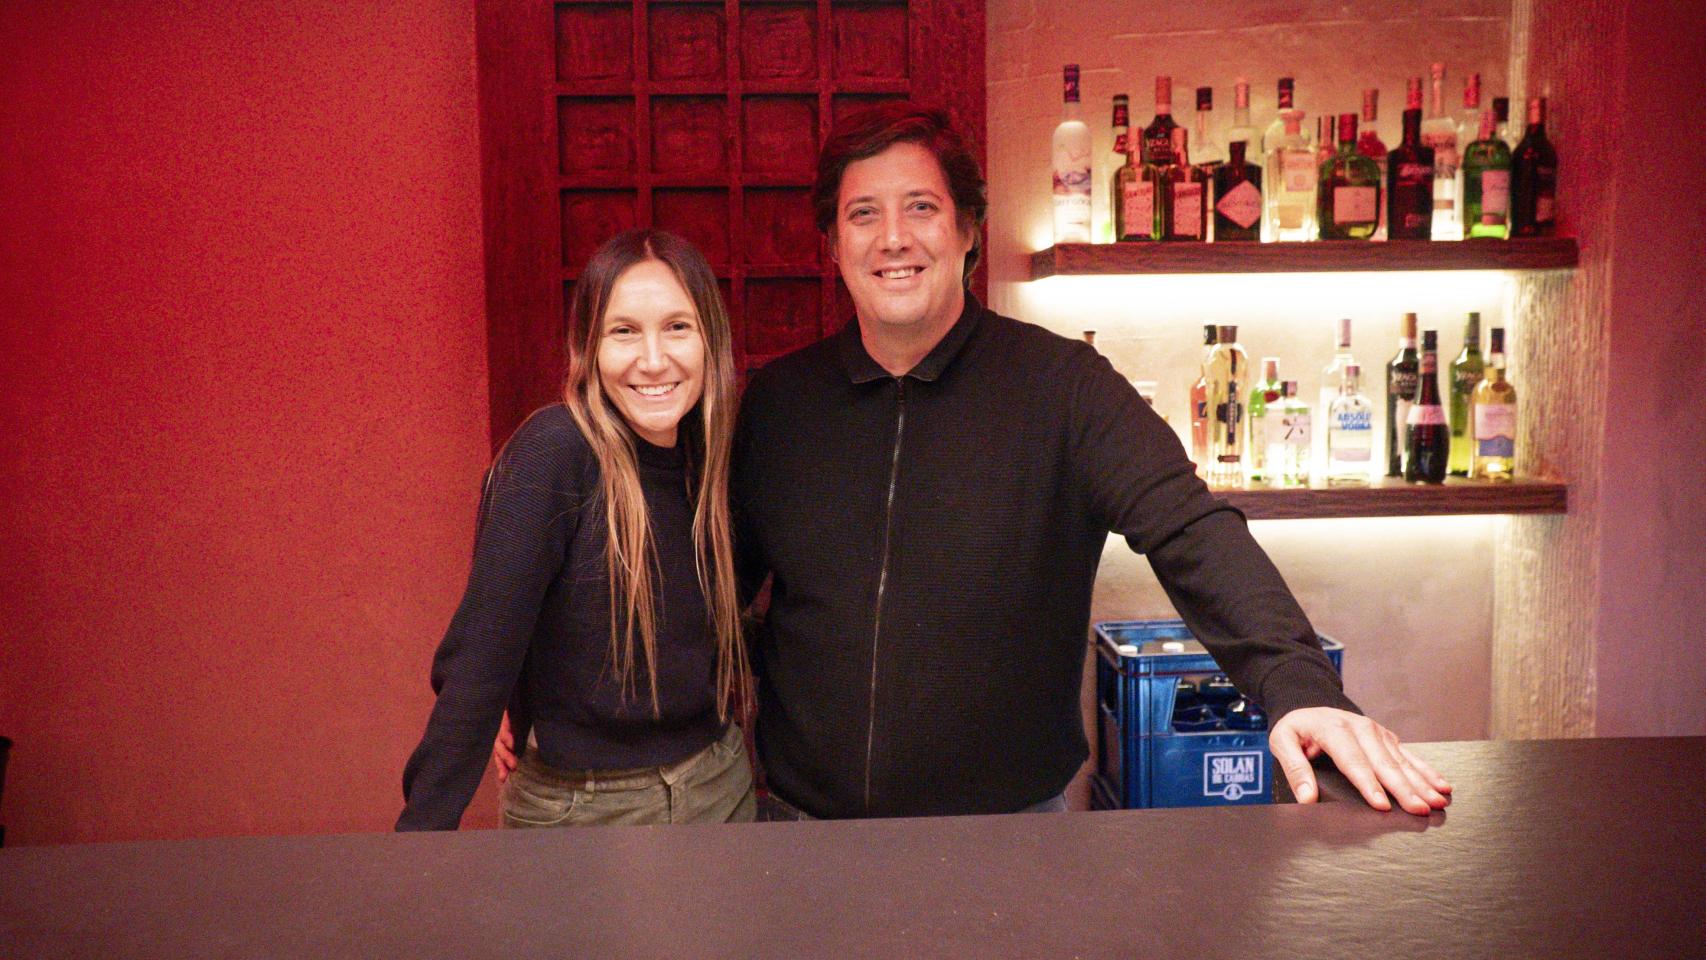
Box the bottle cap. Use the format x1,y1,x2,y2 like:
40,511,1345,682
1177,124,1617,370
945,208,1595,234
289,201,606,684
1216,324,1239,343
1421,328,1439,350
1338,112,1358,143
1464,72,1481,108
1234,78,1250,108
1229,139,1246,164
1337,316,1353,349
1406,77,1423,110
1262,357,1280,379
1203,324,1218,345
1155,75,1173,108
1401,312,1418,340
1362,88,1379,121
1282,109,1303,134
1431,62,1446,80
1196,86,1213,111
1493,96,1510,122
1063,64,1081,103
1282,379,1299,397
1489,327,1505,353
1277,76,1295,108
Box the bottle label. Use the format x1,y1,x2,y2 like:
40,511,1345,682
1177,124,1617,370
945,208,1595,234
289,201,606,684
1474,403,1516,456
1453,368,1482,396
1424,134,1459,177
1480,169,1510,218
1333,186,1377,224
1216,180,1262,228
1053,165,1092,195
1536,194,1556,223
1113,133,1128,155
1406,404,1446,426
1281,150,1317,192
1121,180,1155,238
1172,182,1204,237
1281,411,1311,448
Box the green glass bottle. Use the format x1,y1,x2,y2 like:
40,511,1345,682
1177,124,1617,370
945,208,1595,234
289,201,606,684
1448,311,1485,475
1462,109,1513,239
1247,357,1282,484
1318,113,1382,240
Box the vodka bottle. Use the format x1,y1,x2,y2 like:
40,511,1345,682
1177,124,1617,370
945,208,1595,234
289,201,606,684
1422,62,1462,240
1326,364,1374,486
1316,317,1355,467
1052,64,1093,244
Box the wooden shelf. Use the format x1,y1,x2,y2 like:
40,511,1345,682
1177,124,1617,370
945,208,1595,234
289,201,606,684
1029,237,1579,278
1217,476,1567,521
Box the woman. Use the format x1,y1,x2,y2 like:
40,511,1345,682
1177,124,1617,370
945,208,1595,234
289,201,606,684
396,229,753,830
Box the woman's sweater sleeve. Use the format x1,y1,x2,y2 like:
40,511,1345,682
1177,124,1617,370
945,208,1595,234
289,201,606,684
396,408,584,831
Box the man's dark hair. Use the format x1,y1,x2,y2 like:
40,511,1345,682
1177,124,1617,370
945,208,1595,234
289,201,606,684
812,101,987,283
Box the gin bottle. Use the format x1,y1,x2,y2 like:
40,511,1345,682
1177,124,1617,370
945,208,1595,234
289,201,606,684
1492,96,1514,148
1052,64,1093,243
1212,140,1263,242
1261,77,1299,157
1102,93,1130,242
1327,364,1374,487
1192,86,1224,171
1462,109,1512,239
1265,109,1316,242
1268,381,1312,488
1448,312,1485,476
1226,78,1258,159
1422,62,1462,240
1471,327,1518,481
1206,325,1250,487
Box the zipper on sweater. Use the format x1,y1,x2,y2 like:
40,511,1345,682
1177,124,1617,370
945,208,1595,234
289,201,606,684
864,377,906,812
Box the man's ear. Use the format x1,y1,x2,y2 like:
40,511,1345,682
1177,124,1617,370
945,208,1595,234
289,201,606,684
824,230,837,263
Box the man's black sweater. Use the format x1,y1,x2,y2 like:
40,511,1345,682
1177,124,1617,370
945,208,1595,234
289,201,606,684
397,405,722,831
732,296,1357,819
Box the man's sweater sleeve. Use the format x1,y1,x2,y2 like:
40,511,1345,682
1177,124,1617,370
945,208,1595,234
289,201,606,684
395,410,581,831
1067,348,1359,723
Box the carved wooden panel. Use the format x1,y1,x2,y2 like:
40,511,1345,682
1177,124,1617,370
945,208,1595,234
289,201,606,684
477,0,987,448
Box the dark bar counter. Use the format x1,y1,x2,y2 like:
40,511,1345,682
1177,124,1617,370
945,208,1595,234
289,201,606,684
3,737,1702,958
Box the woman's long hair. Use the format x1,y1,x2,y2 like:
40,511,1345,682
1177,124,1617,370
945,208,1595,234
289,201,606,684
562,229,750,722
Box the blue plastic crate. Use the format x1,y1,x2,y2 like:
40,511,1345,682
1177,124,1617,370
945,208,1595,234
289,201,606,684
1092,619,1344,810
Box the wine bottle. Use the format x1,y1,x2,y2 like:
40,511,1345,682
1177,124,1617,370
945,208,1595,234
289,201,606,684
1318,113,1382,240
1385,312,1419,477
1405,328,1450,484
1212,140,1263,241
1052,64,1092,243
1448,312,1485,476
1511,96,1558,237
1471,326,1518,481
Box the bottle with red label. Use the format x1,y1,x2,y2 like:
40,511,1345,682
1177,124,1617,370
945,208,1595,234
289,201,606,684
1404,328,1450,484
1386,78,1436,241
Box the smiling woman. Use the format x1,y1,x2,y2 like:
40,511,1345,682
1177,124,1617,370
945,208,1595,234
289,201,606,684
396,230,753,832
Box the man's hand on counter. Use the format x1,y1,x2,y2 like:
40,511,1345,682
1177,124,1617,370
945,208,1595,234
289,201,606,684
1269,708,1453,816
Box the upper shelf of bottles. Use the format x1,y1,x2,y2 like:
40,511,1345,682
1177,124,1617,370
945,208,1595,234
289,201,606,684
1028,237,1579,279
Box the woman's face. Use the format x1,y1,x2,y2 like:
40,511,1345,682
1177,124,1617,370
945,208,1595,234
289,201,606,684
597,259,706,448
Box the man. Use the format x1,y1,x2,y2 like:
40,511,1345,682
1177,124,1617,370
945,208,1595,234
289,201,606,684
729,103,1451,819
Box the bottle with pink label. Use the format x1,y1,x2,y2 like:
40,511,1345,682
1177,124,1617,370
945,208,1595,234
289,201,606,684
1318,113,1381,240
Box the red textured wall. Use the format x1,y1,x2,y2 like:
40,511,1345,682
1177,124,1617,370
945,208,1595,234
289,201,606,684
0,2,494,843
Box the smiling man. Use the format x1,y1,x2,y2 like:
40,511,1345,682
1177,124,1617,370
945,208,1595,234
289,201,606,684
731,102,1451,820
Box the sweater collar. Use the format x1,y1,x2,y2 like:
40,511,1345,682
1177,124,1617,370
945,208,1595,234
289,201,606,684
834,293,985,384
632,430,686,470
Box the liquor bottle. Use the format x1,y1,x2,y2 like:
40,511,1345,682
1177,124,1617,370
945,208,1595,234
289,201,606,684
1316,317,1355,468
1262,77,1299,156
1357,88,1390,241
1318,113,1382,240
1326,364,1374,486
1266,109,1317,242
1192,86,1224,171
1492,96,1514,147
1471,326,1518,481
1052,65,1093,244
1102,93,1130,242
1316,115,1337,167
1206,324,1250,487
1114,129,1159,241
1447,311,1484,476
1190,324,1217,471
1162,128,1206,242
1248,357,1282,484
1404,328,1450,484
1458,73,1483,147
1268,381,1312,487
1213,140,1263,242
1422,63,1462,240
1387,93,1436,241
1142,75,1180,167
1462,110,1512,239
1226,78,1258,158
1385,312,1419,476
1511,97,1558,237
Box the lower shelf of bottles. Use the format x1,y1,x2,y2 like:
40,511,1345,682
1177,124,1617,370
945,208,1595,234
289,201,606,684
1213,475,1567,520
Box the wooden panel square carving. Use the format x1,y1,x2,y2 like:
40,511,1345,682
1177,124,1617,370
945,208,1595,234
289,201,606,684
741,96,818,177
740,5,817,81
832,4,908,81
744,278,823,355
555,5,633,82
742,188,819,268
653,189,731,269
649,5,725,82
558,97,634,175
561,190,638,274
651,96,728,178
832,92,908,128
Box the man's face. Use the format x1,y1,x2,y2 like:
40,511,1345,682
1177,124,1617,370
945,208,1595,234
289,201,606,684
832,141,974,337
